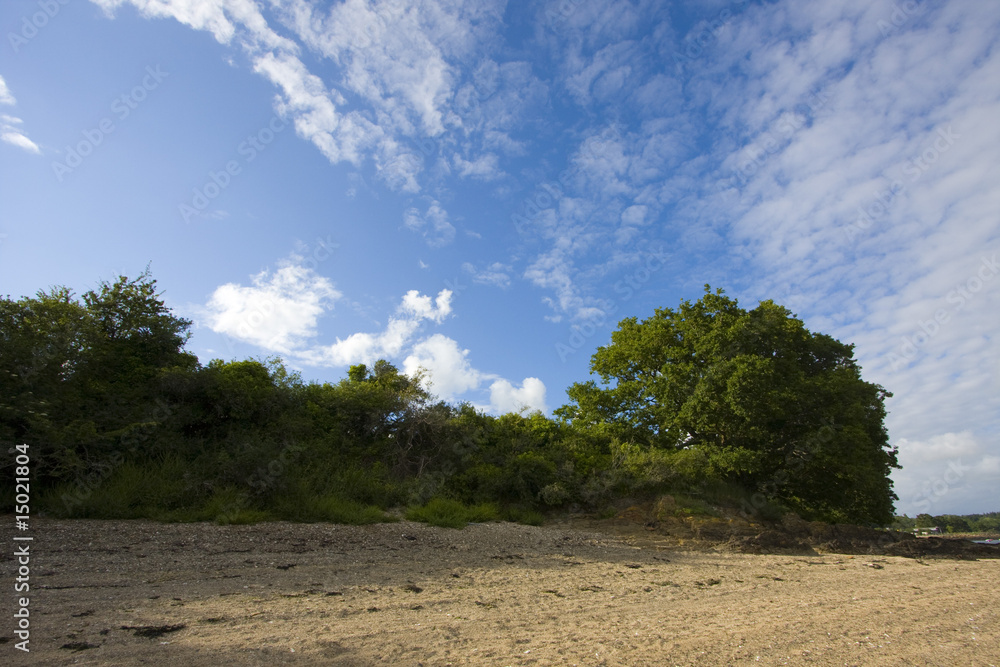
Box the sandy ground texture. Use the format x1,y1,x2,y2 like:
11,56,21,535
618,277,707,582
1,517,998,666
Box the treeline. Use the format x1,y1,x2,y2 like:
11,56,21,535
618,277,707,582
892,512,1000,534
2,272,900,527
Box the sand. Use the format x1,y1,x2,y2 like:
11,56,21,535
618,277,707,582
2,517,997,666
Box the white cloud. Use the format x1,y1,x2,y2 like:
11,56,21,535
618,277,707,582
403,199,456,247
374,139,422,193
453,151,501,180
524,248,607,321
92,0,530,196
273,0,512,189
0,75,16,105
203,255,341,353
564,40,638,106
403,333,548,413
400,288,452,323
571,128,631,197
620,204,647,226
1,129,40,154
0,76,40,154
300,288,453,367
488,377,547,414
253,49,379,165
91,0,295,50
403,333,481,399
277,0,465,136
302,317,421,367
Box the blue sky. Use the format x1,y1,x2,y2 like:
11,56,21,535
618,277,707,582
1,0,997,515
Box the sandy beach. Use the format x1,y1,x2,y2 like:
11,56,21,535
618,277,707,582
3,517,998,666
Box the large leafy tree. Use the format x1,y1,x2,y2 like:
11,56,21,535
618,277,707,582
557,286,899,524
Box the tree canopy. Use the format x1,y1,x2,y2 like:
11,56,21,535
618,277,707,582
557,286,899,524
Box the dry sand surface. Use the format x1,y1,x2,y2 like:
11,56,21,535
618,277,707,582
2,517,998,666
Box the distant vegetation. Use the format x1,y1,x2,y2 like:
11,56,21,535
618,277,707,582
3,272,903,527
892,512,1000,534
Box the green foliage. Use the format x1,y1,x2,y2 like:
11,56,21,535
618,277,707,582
557,285,899,525
671,493,721,518
5,272,913,531
502,506,544,526
276,493,394,525
896,512,999,533
1,269,196,480
41,456,195,519
406,498,500,529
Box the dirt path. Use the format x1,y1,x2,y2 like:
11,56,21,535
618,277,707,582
2,518,997,665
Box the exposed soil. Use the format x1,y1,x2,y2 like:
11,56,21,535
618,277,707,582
2,514,997,666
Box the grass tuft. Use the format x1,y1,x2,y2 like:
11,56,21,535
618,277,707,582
406,498,500,529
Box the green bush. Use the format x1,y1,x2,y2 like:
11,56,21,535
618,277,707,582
503,506,544,526
298,495,394,525
406,498,500,529
40,457,197,519
294,462,404,508
269,480,394,524
216,509,275,525
670,493,720,518
200,486,252,523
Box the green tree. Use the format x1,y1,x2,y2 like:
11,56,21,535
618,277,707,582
1,269,197,478
557,286,899,524
0,287,89,450
77,268,196,391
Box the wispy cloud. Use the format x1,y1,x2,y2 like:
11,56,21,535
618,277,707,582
403,199,456,247
0,76,15,105
462,261,512,288
91,0,522,195
893,432,1000,516
0,76,40,154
